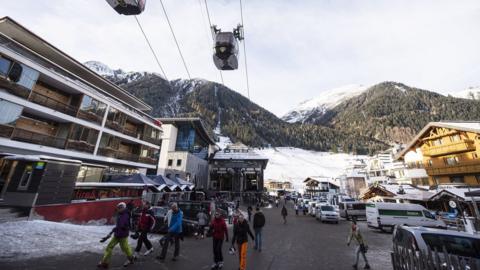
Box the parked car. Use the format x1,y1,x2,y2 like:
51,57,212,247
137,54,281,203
132,206,198,235
392,225,480,268
339,201,366,220
366,202,446,232
316,205,339,224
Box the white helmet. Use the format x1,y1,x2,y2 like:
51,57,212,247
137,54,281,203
117,202,127,209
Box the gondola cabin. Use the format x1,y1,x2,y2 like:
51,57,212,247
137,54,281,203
106,0,146,15
213,32,239,70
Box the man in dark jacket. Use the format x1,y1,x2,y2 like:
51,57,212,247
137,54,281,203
252,207,265,252
210,211,228,269
281,205,288,224
134,201,155,257
97,202,134,268
232,215,254,270
157,203,183,261
247,205,253,222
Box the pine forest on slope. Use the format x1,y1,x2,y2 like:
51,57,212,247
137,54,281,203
85,62,480,155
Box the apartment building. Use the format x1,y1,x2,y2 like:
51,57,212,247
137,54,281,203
397,121,480,187
0,17,162,192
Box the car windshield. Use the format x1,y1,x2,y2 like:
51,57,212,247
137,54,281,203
321,206,334,211
421,233,480,258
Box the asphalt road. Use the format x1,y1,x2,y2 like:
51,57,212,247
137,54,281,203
3,201,393,270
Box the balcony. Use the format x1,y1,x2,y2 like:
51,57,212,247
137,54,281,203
65,140,95,154
422,140,476,157
105,120,124,132
123,126,138,138
139,156,157,165
0,76,31,99
116,151,139,162
77,110,103,124
0,124,14,138
426,160,480,176
97,147,117,158
28,91,78,116
11,128,66,149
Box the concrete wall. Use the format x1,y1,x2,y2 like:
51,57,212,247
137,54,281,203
157,124,178,175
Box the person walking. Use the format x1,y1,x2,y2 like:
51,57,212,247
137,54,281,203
97,202,134,268
275,198,279,208
294,203,299,216
157,203,183,261
231,215,254,270
247,205,253,222
210,211,229,269
281,205,288,224
347,220,371,269
134,201,155,257
227,205,233,224
252,207,265,252
196,208,209,239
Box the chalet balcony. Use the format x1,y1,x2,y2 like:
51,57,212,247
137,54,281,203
122,126,138,138
105,120,124,132
142,135,161,145
97,147,117,158
0,124,14,138
139,156,157,165
116,151,139,162
422,140,476,157
65,140,95,154
28,91,78,116
77,110,103,125
426,160,480,176
0,76,31,99
11,128,66,149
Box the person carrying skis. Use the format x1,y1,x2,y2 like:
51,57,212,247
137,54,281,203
157,203,183,261
281,205,288,224
253,207,265,252
97,202,134,268
134,201,155,257
347,220,371,269
231,214,254,270
210,211,229,269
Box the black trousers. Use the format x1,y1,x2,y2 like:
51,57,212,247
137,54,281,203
160,232,180,258
135,231,152,252
213,238,224,263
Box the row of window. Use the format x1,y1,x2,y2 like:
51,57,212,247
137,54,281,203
168,159,182,167
431,134,462,146
426,152,479,167
432,175,480,185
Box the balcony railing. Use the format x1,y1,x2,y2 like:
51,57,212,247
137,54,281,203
77,110,103,124
105,120,124,132
0,76,31,99
139,156,157,165
426,160,480,176
122,126,138,138
0,124,14,138
422,140,476,157
116,151,140,162
65,140,95,153
97,147,117,158
28,91,78,116
11,128,66,149
142,135,161,145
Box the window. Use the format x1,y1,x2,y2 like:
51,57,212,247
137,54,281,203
18,164,34,190
428,159,433,167
80,95,106,116
421,234,480,258
70,124,98,145
17,64,39,90
176,159,182,166
0,99,23,125
433,176,441,185
433,139,442,146
473,153,478,159
450,134,461,142
0,56,12,76
423,210,435,219
450,176,464,184
168,159,173,166
443,156,459,166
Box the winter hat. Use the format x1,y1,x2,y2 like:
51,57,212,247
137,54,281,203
117,202,127,209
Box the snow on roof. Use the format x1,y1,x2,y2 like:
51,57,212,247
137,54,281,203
429,187,480,202
213,148,268,161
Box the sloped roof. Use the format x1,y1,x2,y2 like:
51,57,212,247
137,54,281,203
429,187,480,202
156,117,216,145
396,121,480,160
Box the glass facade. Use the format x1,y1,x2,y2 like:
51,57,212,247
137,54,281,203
0,99,23,125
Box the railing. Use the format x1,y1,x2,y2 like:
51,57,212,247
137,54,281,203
77,110,103,124
0,124,14,138
28,91,78,116
11,128,66,149
65,140,95,153
97,147,117,158
139,156,157,165
426,160,480,176
422,140,476,157
105,120,124,132
142,135,161,145
391,241,480,270
97,147,143,163
116,151,139,162
122,126,138,138
0,76,31,99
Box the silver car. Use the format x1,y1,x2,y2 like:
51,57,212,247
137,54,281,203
316,205,339,224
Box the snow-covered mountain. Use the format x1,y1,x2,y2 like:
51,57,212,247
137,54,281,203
450,86,480,100
83,61,154,85
282,84,369,123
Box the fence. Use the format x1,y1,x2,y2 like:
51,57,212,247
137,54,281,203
391,242,479,270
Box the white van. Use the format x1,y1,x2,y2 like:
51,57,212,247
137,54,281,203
339,202,366,220
366,202,446,232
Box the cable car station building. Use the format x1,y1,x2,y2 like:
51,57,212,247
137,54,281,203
0,17,162,209
209,143,268,195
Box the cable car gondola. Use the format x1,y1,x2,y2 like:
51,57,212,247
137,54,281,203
106,0,146,15
212,25,243,70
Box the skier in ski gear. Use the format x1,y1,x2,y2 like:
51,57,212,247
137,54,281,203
253,207,265,252
347,220,371,269
97,202,134,268
134,201,155,257
157,203,183,261
210,211,229,269
231,214,254,270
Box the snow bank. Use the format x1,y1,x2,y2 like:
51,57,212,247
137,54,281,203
0,220,159,261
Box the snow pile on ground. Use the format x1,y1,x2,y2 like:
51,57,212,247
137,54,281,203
256,147,367,190
0,220,159,261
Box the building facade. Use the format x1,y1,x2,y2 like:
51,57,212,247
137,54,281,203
397,122,480,187
156,118,217,190
0,17,162,203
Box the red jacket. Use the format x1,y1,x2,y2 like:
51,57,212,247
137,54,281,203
210,217,228,240
138,208,155,231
